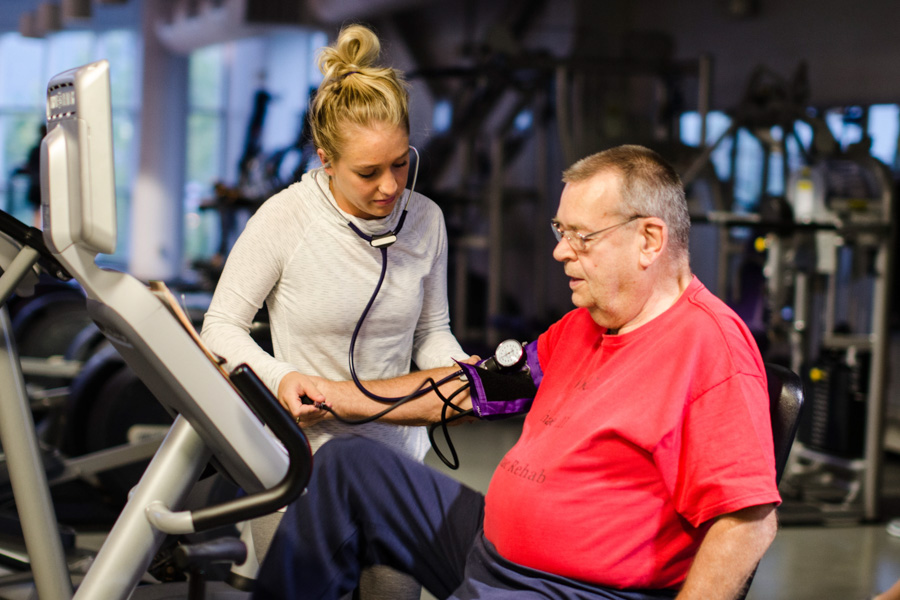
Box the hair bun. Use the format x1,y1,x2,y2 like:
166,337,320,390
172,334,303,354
310,24,410,162
318,24,381,82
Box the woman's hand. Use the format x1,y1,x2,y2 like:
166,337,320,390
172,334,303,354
277,371,329,426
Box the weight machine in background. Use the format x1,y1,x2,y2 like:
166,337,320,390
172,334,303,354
682,64,895,523
775,154,893,524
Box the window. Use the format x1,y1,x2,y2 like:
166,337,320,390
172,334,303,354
824,106,865,151
0,30,139,265
0,34,48,224
183,30,326,267
869,104,900,167
680,104,900,213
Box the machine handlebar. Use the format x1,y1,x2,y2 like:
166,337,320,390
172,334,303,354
186,363,313,532
0,210,71,281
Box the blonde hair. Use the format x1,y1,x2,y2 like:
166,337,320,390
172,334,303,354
310,24,410,162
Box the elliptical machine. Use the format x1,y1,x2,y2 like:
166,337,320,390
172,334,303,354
0,59,312,599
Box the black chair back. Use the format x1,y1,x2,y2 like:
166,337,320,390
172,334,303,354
737,363,804,600
765,362,805,483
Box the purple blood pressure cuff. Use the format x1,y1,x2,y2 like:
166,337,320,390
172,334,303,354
455,341,543,420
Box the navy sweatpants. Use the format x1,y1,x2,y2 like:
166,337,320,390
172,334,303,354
252,437,678,600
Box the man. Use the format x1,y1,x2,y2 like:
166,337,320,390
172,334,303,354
256,145,780,600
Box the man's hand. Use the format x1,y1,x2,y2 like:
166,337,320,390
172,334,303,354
277,371,328,426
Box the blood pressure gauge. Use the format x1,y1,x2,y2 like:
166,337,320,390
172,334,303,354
494,339,526,369
479,339,527,372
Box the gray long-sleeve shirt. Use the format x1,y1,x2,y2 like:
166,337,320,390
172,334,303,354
201,168,467,460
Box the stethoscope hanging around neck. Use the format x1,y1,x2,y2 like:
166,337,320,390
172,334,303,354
294,146,468,468
344,145,419,248
321,145,428,402
310,145,469,468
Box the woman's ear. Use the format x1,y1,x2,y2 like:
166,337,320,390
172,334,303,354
317,148,332,174
638,217,667,268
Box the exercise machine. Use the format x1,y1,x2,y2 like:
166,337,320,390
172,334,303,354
680,64,893,523
0,59,312,599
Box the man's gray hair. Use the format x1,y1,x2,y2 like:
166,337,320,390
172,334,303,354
563,145,691,259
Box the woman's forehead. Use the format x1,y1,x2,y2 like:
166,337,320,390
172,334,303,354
337,122,409,165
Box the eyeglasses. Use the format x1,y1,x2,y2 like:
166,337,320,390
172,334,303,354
551,215,644,253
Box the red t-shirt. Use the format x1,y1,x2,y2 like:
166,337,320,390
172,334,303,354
482,277,780,590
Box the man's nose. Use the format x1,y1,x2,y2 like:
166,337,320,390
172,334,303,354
552,236,574,262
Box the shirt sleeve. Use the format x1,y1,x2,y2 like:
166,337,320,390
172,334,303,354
659,371,781,527
411,207,468,369
200,198,299,394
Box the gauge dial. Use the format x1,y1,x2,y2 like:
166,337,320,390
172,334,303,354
494,339,525,369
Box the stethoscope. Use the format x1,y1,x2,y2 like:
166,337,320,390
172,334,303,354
316,145,419,247
344,145,419,249
312,146,471,463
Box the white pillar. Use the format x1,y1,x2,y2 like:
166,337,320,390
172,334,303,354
129,0,188,280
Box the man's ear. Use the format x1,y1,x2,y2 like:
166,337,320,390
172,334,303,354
317,148,332,174
638,217,667,268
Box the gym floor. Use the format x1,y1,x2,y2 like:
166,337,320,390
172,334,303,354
423,418,900,600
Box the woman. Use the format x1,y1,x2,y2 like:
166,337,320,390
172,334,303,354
201,23,467,600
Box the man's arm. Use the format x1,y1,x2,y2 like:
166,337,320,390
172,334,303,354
676,503,778,600
281,366,473,426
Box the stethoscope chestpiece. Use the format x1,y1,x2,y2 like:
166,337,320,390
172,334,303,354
340,145,418,250
347,216,405,249
369,232,398,248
